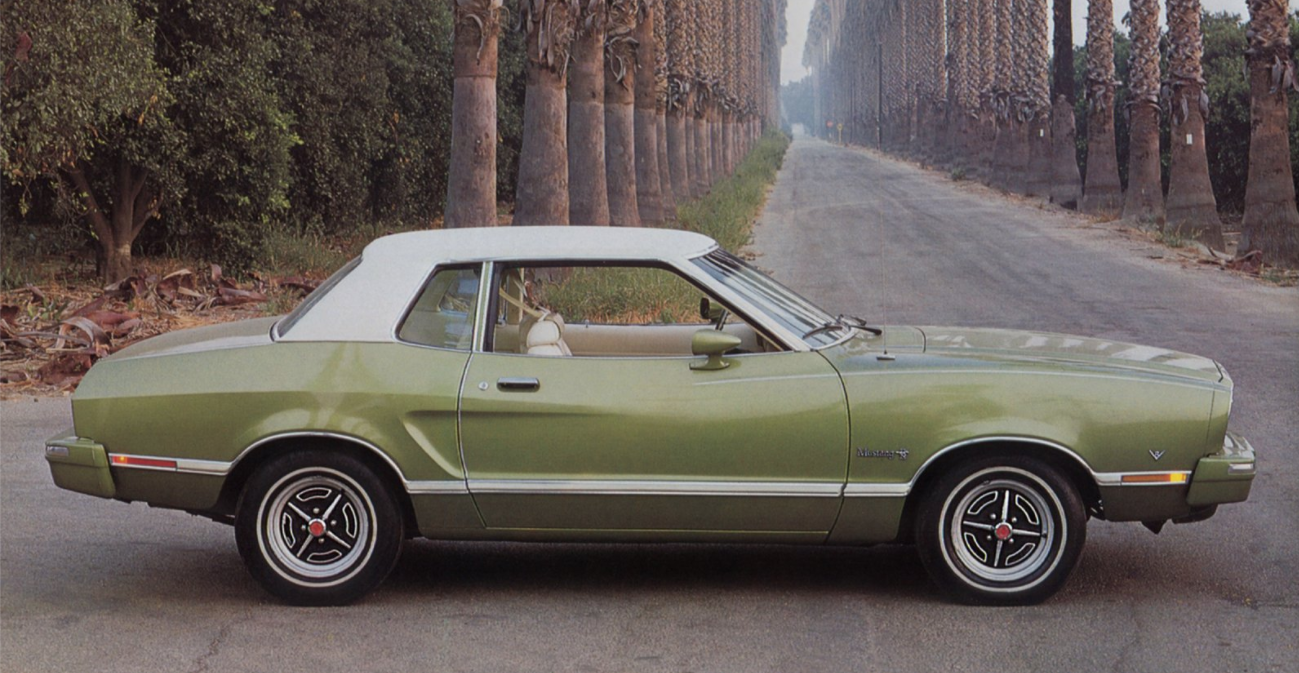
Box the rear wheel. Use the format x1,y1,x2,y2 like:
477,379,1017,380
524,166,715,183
235,450,402,606
915,455,1086,605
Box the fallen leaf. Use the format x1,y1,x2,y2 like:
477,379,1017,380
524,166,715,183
1226,250,1263,275
215,286,268,306
36,353,93,386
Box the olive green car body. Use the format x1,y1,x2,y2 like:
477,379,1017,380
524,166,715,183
46,228,1255,557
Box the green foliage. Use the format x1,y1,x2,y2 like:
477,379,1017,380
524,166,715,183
678,131,792,252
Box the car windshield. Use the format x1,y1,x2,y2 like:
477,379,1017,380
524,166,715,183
692,249,846,348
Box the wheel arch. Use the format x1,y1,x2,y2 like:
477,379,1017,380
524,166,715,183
216,432,418,536
897,437,1103,543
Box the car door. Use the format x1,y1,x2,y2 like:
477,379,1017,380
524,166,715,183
458,263,850,538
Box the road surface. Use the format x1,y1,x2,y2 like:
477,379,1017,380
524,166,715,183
2,137,1296,672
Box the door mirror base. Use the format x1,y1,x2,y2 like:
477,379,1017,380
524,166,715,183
690,330,742,371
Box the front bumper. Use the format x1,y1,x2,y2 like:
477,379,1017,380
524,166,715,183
1186,431,1256,508
45,430,115,499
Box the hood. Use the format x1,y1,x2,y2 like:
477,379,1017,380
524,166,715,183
103,316,279,362
918,326,1223,383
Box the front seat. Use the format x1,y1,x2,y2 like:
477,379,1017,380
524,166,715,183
524,313,572,357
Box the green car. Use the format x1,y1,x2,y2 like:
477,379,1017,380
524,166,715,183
45,227,1255,606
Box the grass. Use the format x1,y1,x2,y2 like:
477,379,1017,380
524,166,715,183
544,131,792,324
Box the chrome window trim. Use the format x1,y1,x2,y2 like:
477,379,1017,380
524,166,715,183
467,479,844,498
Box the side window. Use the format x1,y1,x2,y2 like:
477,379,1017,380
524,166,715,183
491,264,785,357
398,266,481,350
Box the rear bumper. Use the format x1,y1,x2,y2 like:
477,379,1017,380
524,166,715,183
45,430,115,499
1186,431,1255,508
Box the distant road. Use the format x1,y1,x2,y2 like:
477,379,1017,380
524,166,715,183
1,137,1295,672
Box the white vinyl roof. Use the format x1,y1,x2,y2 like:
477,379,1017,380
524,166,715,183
278,227,720,343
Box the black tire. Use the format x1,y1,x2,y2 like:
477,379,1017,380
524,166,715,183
235,450,403,606
915,455,1086,605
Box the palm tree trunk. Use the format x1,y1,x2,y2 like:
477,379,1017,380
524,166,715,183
1049,0,1082,208
605,0,640,226
1164,0,1224,248
1023,0,1054,198
653,3,676,219
633,1,663,224
514,0,577,226
664,0,693,203
446,0,503,228
1123,0,1165,225
568,0,611,226
1080,0,1123,216
1240,0,1299,266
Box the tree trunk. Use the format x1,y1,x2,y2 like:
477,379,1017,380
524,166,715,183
1240,0,1299,267
710,105,723,183
1025,116,1054,198
1053,0,1075,103
1164,0,1223,248
692,100,710,196
1123,101,1165,225
605,0,640,226
568,1,611,226
67,162,156,283
668,108,692,202
1080,0,1123,216
514,1,576,226
446,1,502,228
633,3,663,225
1048,97,1083,208
657,111,676,219
1123,0,1165,226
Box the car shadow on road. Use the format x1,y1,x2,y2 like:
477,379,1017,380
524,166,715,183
383,540,942,602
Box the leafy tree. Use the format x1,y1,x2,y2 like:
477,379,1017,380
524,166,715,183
2,0,179,281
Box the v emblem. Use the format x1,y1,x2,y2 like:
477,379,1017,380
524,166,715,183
1149,450,1165,461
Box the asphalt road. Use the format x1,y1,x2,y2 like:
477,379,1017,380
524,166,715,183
3,137,1297,672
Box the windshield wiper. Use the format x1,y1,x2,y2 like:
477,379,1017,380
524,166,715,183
802,315,884,339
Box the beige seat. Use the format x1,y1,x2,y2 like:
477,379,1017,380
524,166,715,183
523,312,572,357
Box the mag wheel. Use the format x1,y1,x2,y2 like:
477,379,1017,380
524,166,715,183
236,451,402,606
916,456,1086,605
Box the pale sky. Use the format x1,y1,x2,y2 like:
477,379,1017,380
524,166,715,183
781,0,1252,84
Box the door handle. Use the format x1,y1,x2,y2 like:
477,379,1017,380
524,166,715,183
497,377,540,392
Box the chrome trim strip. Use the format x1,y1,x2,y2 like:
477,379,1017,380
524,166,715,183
1093,471,1194,486
407,480,472,495
467,479,843,497
842,483,911,498
1227,463,1255,476
175,458,233,475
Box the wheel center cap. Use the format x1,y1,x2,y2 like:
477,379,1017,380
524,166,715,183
994,522,1013,541
308,519,327,537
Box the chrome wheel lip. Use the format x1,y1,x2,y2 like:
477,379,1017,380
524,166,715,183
256,467,377,589
938,466,1069,594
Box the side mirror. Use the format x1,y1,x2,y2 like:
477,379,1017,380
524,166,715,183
690,329,742,371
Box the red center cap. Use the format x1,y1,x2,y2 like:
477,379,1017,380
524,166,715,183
308,520,326,537
994,522,1013,541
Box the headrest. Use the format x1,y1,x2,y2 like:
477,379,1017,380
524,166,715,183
526,319,563,348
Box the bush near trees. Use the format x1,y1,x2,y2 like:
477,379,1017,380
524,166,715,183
1,0,520,281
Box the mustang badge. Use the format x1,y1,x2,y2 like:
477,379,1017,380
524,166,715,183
857,448,910,460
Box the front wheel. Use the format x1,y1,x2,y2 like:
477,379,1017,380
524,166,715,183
235,451,402,606
915,456,1086,605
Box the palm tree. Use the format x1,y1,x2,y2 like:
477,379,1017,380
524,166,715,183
1240,0,1299,266
513,0,579,226
653,0,676,218
973,0,997,179
1080,0,1122,215
1049,0,1083,208
1164,0,1223,248
568,0,611,226
1022,0,1053,198
665,0,693,202
633,0,664,224
691,0,712,195
605,0,640,226
1123,0,1165,224
446,0,504,228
